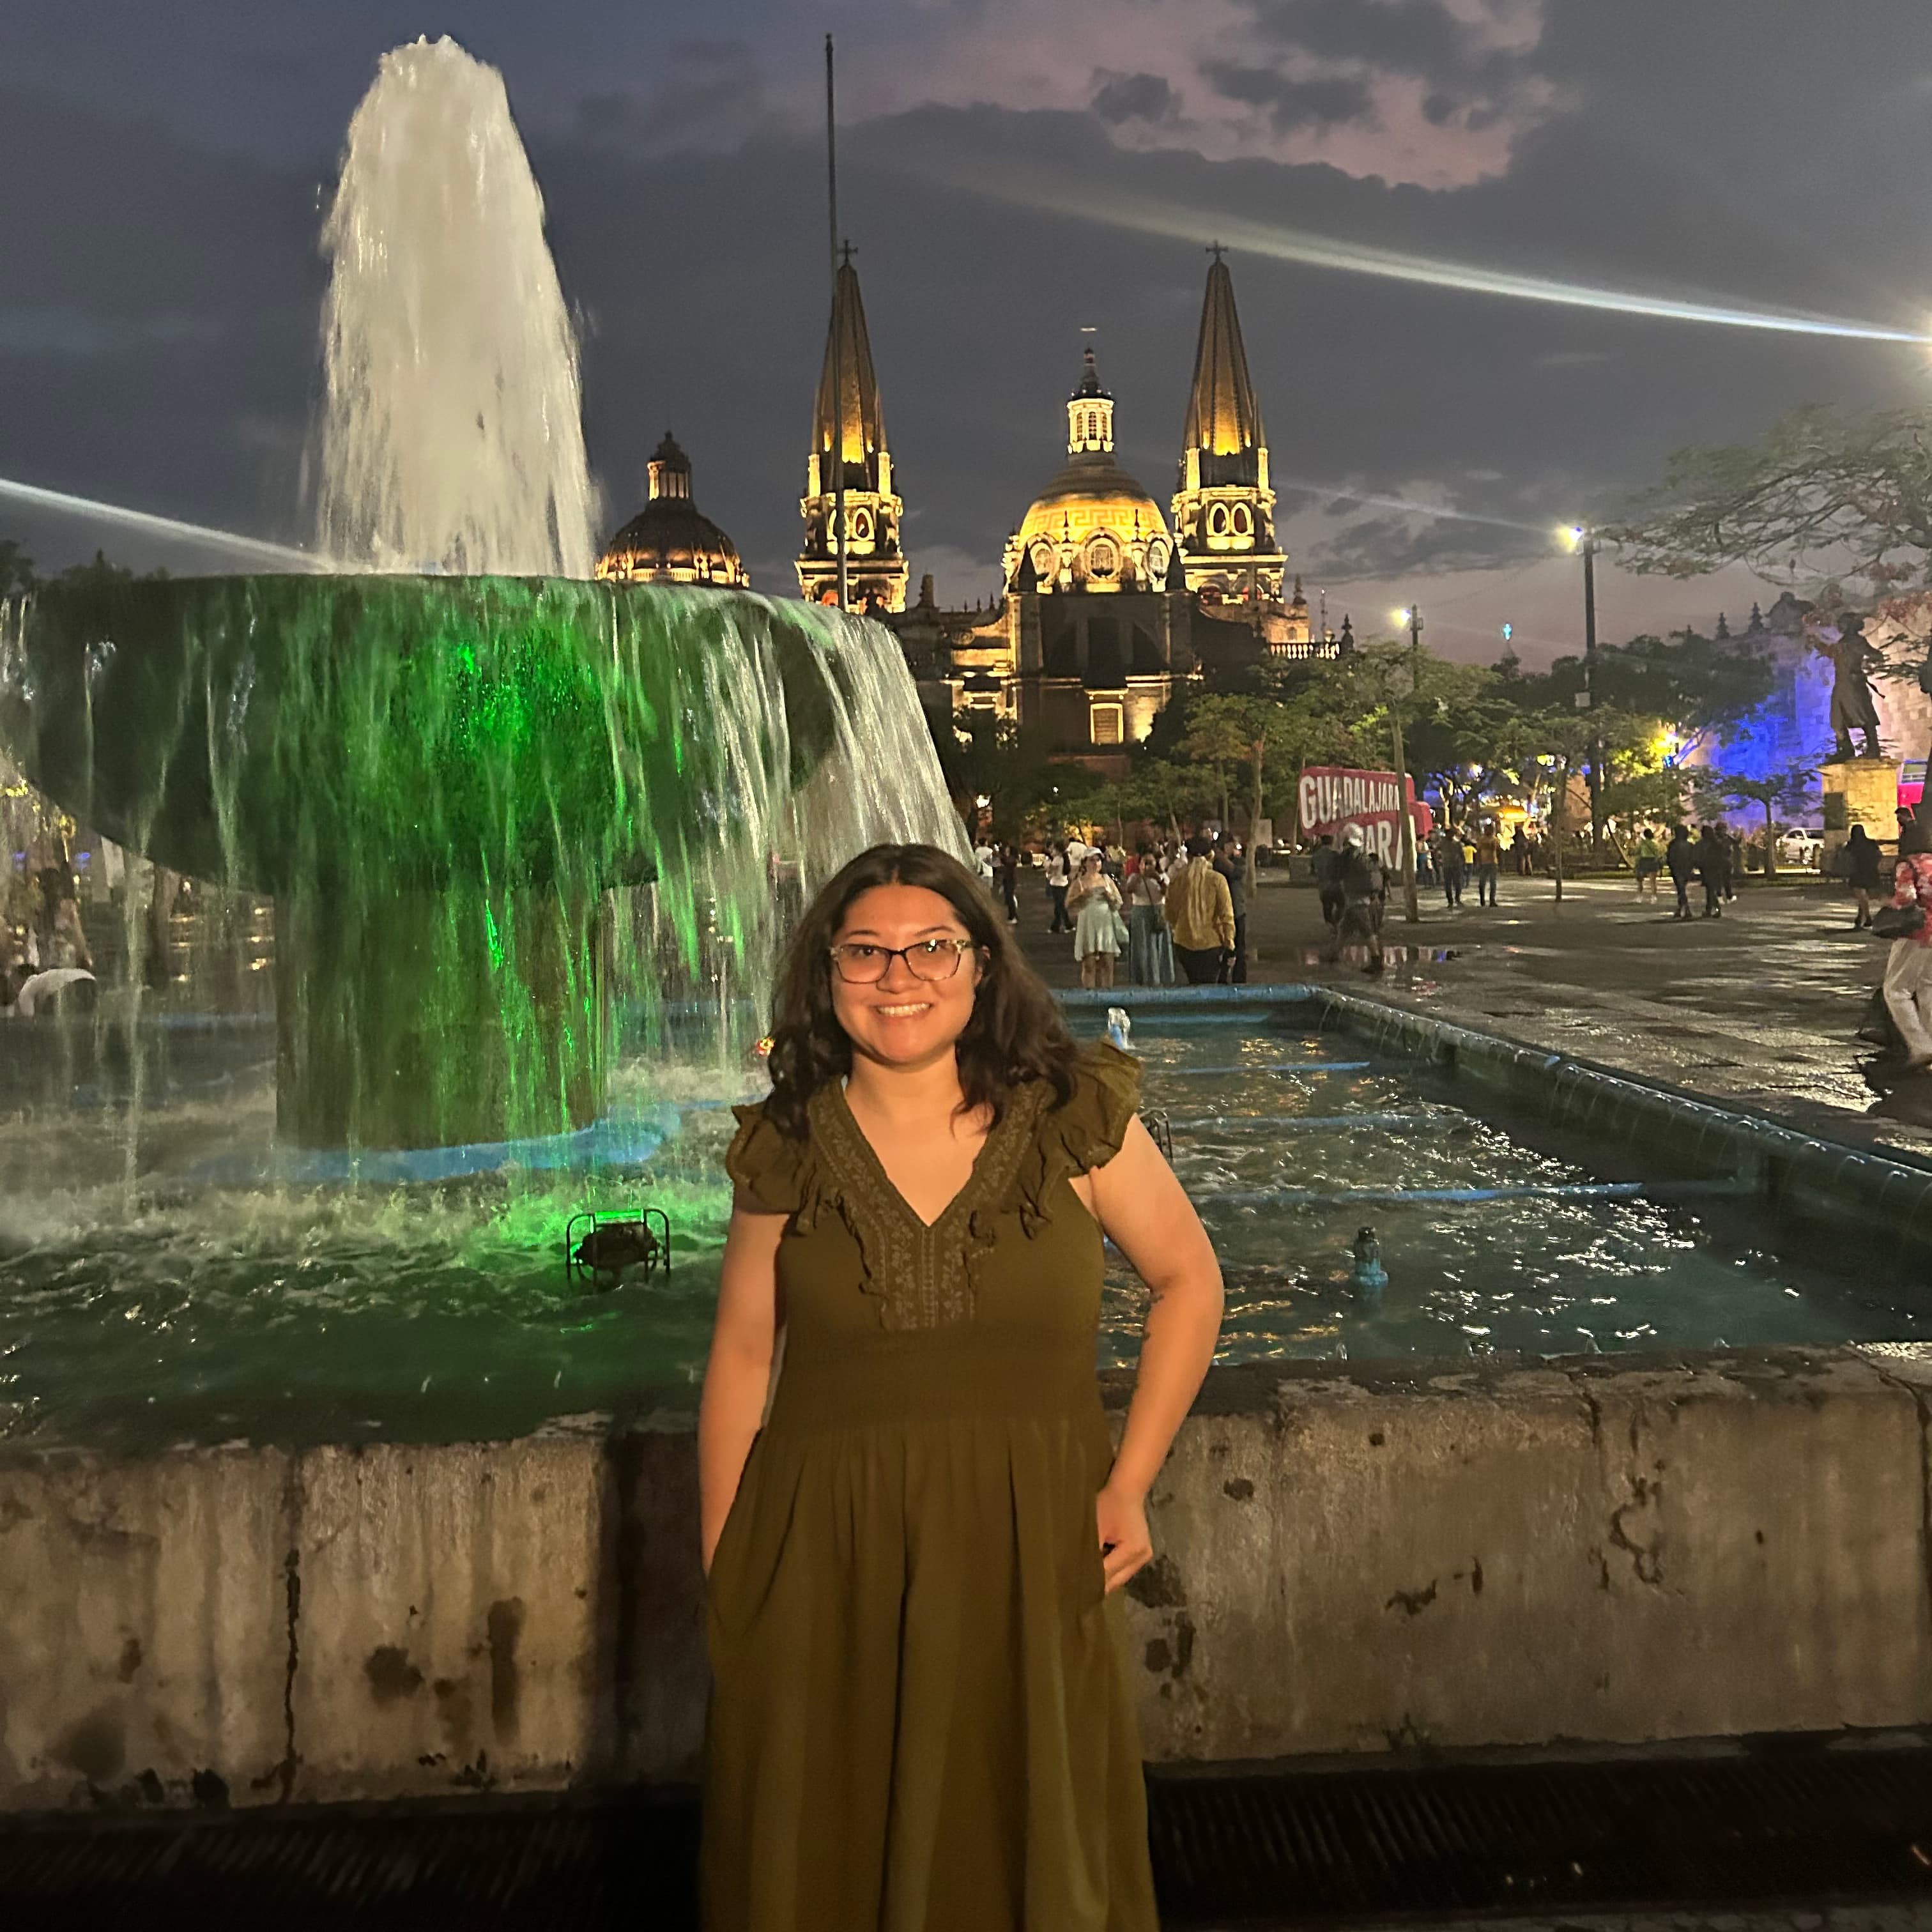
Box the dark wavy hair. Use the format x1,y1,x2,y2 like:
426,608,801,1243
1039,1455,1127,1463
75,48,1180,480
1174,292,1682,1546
763,841,1081,1138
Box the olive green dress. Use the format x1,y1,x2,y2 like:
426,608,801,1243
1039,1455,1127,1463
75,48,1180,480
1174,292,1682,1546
705,1042,1157,1932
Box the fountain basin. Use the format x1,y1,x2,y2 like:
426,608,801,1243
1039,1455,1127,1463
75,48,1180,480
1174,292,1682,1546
6,990,1932,1806
1,576,875,1148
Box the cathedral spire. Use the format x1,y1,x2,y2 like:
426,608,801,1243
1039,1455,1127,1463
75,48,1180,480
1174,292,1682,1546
797,251,907,611
1182,249,1263,459
1172,249,1284,608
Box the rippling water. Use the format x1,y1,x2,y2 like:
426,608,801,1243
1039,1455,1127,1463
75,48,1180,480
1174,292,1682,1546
0,1019,1917,1450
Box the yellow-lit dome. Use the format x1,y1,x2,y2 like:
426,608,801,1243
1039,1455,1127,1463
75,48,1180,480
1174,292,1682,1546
1002,347,1172,595
597,432,749,590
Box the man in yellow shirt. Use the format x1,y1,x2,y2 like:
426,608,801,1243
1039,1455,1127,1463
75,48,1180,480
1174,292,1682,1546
1165,835,1236,984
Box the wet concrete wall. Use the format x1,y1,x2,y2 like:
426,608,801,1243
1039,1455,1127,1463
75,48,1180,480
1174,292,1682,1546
3,1346,1930,1810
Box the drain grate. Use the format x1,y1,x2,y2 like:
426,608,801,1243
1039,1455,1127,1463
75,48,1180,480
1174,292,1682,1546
3,1748,1932,1928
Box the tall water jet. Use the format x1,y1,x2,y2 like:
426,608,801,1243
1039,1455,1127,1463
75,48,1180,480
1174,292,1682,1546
1,37,967,1160
316,37,598,576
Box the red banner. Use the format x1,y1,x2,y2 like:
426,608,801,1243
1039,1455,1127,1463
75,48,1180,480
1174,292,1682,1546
1298,766,1430,868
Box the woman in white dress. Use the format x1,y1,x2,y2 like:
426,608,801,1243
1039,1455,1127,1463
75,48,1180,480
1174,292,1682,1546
1067,850,1124,989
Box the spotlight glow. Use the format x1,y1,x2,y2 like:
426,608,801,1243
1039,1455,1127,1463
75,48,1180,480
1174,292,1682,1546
0,477,329,571
1273,475,1552,537
956,172,1929,345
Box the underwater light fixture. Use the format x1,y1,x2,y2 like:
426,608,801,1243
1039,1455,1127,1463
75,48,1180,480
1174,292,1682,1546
565,1208,671,1291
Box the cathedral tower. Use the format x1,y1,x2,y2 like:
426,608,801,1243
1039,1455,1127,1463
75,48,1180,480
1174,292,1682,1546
797,250,908,613
1171,249,1285,604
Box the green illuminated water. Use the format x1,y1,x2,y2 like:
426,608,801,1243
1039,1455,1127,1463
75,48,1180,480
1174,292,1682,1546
0,574,966,1147
0,1018,1918,1452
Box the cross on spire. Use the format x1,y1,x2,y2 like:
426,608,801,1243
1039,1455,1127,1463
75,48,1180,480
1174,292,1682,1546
1208,240,1226,262
839,238,857,267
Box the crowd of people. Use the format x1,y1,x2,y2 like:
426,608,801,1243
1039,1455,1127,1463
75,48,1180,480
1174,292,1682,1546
974,832,1249,988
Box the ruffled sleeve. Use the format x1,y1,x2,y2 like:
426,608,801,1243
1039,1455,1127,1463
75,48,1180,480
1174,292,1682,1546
1057,1041,1142,1172
1012,1041,1142,1235
724,1100,811,1216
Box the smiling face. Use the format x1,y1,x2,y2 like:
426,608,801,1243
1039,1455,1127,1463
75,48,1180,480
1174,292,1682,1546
829,882,983,1073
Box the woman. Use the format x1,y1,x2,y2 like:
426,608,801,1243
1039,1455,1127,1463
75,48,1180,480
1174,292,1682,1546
1123,845,1174,986
1846,822,1883,928
1068,849,1124,990
700,843,1223,1931
1044,841,1073,933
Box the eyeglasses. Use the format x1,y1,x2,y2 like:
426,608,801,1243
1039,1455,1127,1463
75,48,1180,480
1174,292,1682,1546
828,938,976,985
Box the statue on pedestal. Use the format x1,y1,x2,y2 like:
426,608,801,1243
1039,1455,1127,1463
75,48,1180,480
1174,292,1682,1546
1804,611,1885,760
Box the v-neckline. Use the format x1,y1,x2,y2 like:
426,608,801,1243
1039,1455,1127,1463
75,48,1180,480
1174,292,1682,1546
826,1079,1016,1234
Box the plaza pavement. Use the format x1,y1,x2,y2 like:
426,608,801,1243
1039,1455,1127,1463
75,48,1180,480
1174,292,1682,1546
1015,866,1932,1154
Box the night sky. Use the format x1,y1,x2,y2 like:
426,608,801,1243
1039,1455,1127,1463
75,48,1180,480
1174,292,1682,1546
5,1,1931,663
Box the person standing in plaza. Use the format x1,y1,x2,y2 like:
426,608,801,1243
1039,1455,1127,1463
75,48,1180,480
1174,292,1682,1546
1045,841,1073,934
1165,835,1235,985
1883,847,1932,1069
1437,828,1467,909
1694,824,1728,918
1312,834,1345,935
1212,838,1248,984
1123,845,1174,986
1509,825,1531,876
1068,850,1124,990
1471,822,1501,908
995,842,1020,926
1666,824,1696,919
1725,828,1744,899
1847,822,1883,928
701,842,1223,1930
1633,827,1663,898
1327,824,1387,974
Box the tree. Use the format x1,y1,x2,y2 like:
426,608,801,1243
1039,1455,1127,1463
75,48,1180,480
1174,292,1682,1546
933,708,1050,839
1495,706,1648,901
1609,405,1932,594
1692,765,1817,879
1183,692,1328,892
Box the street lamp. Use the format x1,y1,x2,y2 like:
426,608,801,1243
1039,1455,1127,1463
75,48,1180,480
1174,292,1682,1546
1562,524,1602,849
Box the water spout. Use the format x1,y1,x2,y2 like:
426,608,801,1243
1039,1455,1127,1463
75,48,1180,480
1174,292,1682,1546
316,38,598,576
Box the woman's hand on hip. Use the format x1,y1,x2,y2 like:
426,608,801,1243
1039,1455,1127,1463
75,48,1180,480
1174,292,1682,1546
1096,1481,1154,1594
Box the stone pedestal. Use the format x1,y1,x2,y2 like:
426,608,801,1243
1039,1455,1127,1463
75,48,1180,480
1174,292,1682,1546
1820,756,1898,865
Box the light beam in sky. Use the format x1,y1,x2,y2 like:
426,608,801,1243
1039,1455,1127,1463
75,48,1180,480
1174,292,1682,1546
1271,477,1554,536
0,477,328,571
949,171,1928,344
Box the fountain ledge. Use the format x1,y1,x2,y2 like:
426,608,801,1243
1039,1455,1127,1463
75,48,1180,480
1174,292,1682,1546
3,1341,1931,1811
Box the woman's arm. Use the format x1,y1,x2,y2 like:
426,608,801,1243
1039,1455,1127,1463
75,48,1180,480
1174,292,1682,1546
697,1203,786,1573
1075,1117,1224,1591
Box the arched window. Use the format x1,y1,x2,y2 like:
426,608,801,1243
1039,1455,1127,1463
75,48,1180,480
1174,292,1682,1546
1086,536,1119,580
1230,503,1252,538
1206,503,1229,538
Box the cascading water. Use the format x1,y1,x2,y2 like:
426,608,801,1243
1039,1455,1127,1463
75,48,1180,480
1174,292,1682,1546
0,39,969,1447
315,36,598,576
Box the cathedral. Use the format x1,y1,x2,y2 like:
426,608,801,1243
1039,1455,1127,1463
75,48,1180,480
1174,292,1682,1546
845,249,1338,771
595,247,1342,776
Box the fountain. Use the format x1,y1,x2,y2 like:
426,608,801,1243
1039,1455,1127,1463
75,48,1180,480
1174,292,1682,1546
0,38,966,1160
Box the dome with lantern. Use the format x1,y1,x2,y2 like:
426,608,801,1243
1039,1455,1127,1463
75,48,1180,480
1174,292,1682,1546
597,431,749,589
1001,346,1172,595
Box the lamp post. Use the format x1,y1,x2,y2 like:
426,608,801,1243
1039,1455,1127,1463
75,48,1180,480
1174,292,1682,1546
1566,525,1601,851
1391,606,1423,924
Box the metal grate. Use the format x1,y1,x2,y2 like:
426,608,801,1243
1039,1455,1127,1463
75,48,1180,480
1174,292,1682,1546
4,1748,1932,1928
